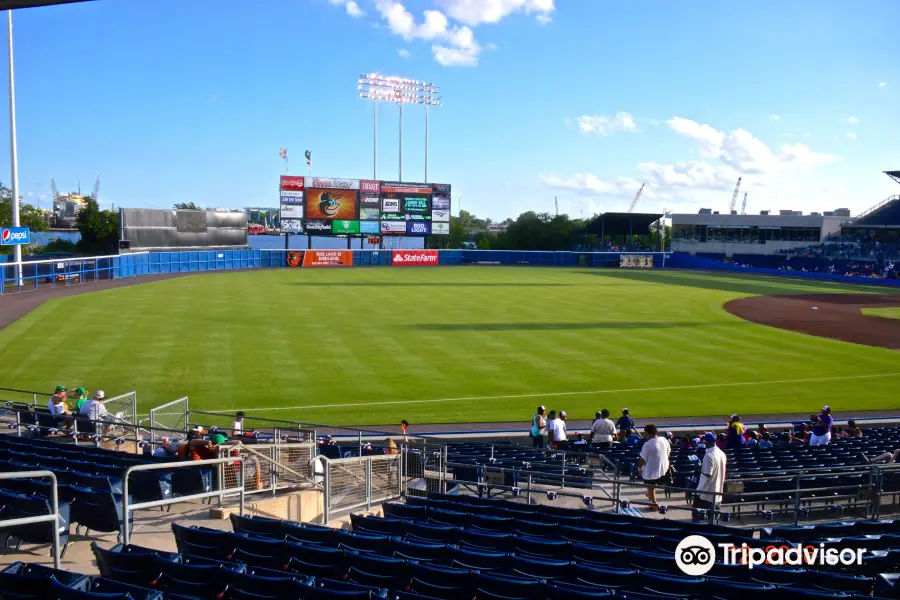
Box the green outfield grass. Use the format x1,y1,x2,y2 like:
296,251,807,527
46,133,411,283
1,267,898,426
862,307,900,320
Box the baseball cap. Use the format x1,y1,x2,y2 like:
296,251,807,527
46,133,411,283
729,414,738,420
93,390,106,400
621,408,629,414
74,387,87,396
821,405,831,412
560,411,567,417
539,405,546,411
703,432,717,443
54,385,66,393
210,434,227,445
666,431,673,438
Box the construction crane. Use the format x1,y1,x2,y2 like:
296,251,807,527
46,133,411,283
50,173,59,199
728,177,742,213
91,175,100,201
628,182,646,212
740,192,748,215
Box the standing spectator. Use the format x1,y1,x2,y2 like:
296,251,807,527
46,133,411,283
810,407,833,446
694,432,727,522
545,411,558,448
616,408,636,441
530,406,547,449
72,387,89,414
638,424,671,511
726,415,746,449
846,420,863,438
400,420,410,443
232,411,246,437
590,409,616,448
551,411,569,450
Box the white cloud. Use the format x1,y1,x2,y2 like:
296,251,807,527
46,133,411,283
397,48,412,58
536,14,552,24
577,112,637,136
539,173,641,196
879,82,887,88
435,0,554,25
375,1,481,66
769,114,780,121
328,0,365,18
846,132,857,139
846,116,859,125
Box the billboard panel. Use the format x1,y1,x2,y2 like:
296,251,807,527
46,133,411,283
392,250,438,266
432,197,450,210
279,191,304,204
432,222,450,235
307,177,359,190
432,183,451,195
306,189,358,220
360,179,381,194
281,219,304,233
402,197,431,213
360,207,381,220
360,195,380,207
381,181,433,194
359,221,380,234
331,220,360,234
406,221,432,235
303,250,353,267
280,204,304,218
432,209,450,222
381,221,406,234
382,198,400,213
280,176,305,191
305,219,333,233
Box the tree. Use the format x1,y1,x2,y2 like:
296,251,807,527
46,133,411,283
0,182,49,254
76,198,120,255
173,202,201,210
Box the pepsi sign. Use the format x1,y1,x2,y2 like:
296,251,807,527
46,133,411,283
0,227,30,246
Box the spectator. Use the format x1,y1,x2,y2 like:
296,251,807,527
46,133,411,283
846,420,863,437
679,434,693,450
716,433,727,449
792,424,810,446
758,432,773,449
616,408,636,441
638,424,671,511
810,406,833,446
862,450,900,465
590,409,616,448
71,387,90,414
694,432,727,522
775,432,792,448
626,432,642,447
385,438,399,455
180,430,220,461
746,430,759,448
232,411,246,437
726,415,747,449
546,410,558,448
400,420,409,443
665,431,675,446
551,411,569,450
530,406,547,449
47,386,74,430
572,432,588,446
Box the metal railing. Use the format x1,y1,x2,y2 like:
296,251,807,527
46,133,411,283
149,397,189,443
218,441,319,498
319,453,402,524
121,457,246,546
0,470,62,568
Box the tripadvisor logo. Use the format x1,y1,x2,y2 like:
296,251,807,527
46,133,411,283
675,535,866,576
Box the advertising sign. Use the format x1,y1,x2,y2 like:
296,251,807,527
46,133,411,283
381,221,406,234
432,183,451,195
392,249,439,266
360,195,380,207
406,214,431,221
307,177,359,190
0,227,30,246
302,250,353,267
279,176,305,192
432,197,450,210
360,207,381,220
432,222,450,235
381,181,433,194
305,219,333,233
359,221,380,234
279,191,304,204
381,213,405,221
382,198,400,213
280,204,304,218
306,189,358,220
432,209,450,222
331,220,360,234
286,251,305,267
406,221,432,235
359,179,381,194
281,219,305,234
402,197,430,213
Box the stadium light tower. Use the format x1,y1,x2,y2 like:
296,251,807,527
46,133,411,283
7,12,22,285
358,74,441,182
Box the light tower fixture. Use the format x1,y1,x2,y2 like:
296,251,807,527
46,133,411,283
358,73,442,182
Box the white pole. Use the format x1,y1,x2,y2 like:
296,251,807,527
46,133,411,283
425,104,429,183
398,102,403,181
7,11,22,285
373,100,377,179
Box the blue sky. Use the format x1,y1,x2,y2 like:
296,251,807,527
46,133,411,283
3,0,899,220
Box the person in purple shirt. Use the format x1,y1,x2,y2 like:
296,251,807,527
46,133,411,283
810,406,834,446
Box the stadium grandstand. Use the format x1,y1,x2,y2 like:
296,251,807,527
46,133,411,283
6,391,900,599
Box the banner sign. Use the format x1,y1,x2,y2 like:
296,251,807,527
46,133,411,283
279,191,304,202
281,219,305,234
392,249,438,266
280,176,305,191
406,214,431,221
620,255,654,268
359,179,381,194
280,204,304,218
307,177,359,190
402,197,430,213
331,220,360,234
286,251,305,267
303,250,353,267
1,227,30,246
359,221,380,234
382,198,400,213
305,219,332,233
406,221,432,235
360,195,380,207
381,221,406,234
381,181,433,194
306,189,358,220
432,222,450,235
360,207,381,220
432,197,450,210
432,183,451,195
432,209,450,222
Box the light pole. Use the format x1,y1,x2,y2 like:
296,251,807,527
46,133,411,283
7,11,22,285
358,74,441,182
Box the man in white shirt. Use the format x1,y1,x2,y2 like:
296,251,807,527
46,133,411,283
638,424,670,510
47,386,74,430
232,411,246,437
695,432,727,522
551,410,569,450
590,409,616,448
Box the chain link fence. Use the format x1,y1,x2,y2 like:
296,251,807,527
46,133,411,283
321,453,402,523
218,442,318,497
149,397,189,442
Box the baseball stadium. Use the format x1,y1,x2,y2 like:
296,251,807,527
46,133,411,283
2,1,900,599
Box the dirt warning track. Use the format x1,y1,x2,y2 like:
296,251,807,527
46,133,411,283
725,293,900,350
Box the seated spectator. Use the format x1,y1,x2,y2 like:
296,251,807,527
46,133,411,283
385,438,399,454
846,420,863,437
792,424,810,446
679,434,693,450
572,432,588,446
746,430,759,447
862,450,900,465
775,432,792,448
758,432,773,449
626,432,642,447
47,386,74,430
72,387,89,414
178,430,221,461
716,433,727,449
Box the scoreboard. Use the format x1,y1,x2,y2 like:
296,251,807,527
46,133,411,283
279,176,451,236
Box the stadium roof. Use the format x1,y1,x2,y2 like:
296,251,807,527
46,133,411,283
580,212,664,236
0,0,91,8
887,171,900,186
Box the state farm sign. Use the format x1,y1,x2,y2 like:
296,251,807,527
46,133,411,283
392,250,439,266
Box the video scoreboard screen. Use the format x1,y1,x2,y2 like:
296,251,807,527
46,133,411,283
278,176,451,236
